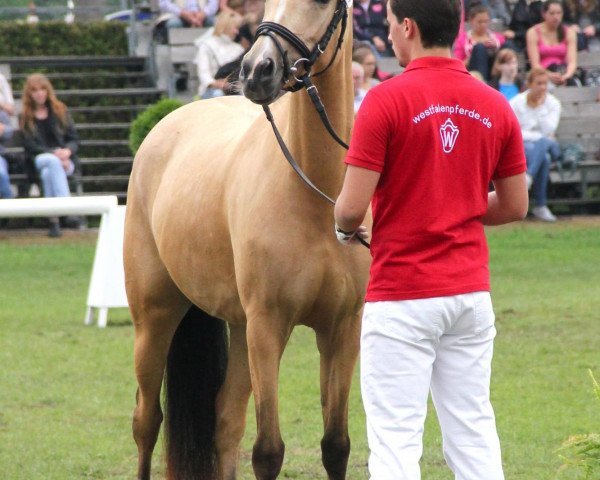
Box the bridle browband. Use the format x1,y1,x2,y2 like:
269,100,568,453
253,0,369,248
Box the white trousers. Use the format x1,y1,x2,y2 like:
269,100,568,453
360,292,504,480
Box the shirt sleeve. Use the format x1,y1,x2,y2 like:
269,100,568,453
196,42,217,92
159,0,182,16
204,0,219,17
0,75,14,106
538,95,561,137
345,89,390,173
493,108,527,179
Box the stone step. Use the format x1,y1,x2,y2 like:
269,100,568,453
80,175,130,184
79,157,133,165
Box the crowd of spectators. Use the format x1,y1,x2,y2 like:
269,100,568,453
2,0,600,227
153,0,600,100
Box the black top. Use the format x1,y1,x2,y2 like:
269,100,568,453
34,116,61,149
22,106,79,182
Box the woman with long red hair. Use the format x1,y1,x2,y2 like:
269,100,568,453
20,73,79,237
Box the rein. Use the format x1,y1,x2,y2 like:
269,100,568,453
254,1,369,248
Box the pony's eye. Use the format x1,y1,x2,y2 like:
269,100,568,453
315,0,330,5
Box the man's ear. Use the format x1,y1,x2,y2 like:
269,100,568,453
404,17,417,38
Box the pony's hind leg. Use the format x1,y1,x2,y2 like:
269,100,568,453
215,324,252,480
315,312,362,480
125,213,191,480
132,294,189,480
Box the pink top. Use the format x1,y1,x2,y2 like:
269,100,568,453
535,25,568,68
453,29,505,61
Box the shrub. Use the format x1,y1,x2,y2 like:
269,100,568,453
557,370,600,479
129,98,184,155
0,21,127,56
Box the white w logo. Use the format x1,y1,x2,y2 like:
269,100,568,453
439,118,459,154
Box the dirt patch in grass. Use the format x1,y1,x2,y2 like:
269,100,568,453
0,228,99,245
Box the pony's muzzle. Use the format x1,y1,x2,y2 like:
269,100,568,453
240,57,282,105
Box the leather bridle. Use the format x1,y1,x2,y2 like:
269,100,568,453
252,0,370,248
254,0,348,93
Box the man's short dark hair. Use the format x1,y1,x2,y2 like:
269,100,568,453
389,0,461,48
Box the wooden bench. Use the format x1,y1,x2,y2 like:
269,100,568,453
576,50,600,70
553,85,600,116
549,114,600,206
155,28,209,97
377,56,403,76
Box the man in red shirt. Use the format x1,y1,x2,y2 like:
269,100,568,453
334,0,529,478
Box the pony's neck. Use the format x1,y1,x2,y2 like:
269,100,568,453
287,26,353,201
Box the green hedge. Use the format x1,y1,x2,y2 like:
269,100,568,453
0,21,127,56
129,98,184,155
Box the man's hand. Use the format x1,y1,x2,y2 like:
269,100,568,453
53,147,72,161
372,36,386,53
583,25,596,38
548,71,564,86
335,224,369,245
53,148,73,171
180,10,204,27
210,78,228,90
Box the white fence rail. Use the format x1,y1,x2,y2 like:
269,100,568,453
0,195,128,327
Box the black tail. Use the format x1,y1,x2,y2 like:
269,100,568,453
164,305,228,480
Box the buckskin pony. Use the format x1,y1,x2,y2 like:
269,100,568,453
123,0,371,478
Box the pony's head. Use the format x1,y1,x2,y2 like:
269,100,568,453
240,0,348,105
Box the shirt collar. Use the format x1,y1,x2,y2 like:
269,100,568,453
403,56,468,75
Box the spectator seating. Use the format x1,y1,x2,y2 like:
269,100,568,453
153,27,207,98
551,85,600,210
1,56,165,201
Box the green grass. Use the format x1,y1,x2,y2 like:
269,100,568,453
0,220,599,479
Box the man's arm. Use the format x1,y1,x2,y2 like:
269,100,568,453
334,164,380,233
481,173,529,226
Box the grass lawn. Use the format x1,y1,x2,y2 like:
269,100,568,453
0,219,599,479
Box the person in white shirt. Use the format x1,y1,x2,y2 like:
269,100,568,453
352,62,367,114
195,11,245,98
509,66,561,222
158,0,221,28
0,72,15,199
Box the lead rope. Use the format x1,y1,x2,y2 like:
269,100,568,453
262,103,370,249
257,2,368,248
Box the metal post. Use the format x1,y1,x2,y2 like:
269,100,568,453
128,0,137,56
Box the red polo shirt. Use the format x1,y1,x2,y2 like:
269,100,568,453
346,56,526,301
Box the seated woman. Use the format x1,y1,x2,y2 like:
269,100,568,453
509,67,561,222
454,4,507,81
352,0,391,56
194,10,245,99
352,43,382,92
20,73,80,237
526,0,579,86
488,48,523,100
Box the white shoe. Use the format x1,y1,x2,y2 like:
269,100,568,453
525,173,532,190
532,206,557,222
